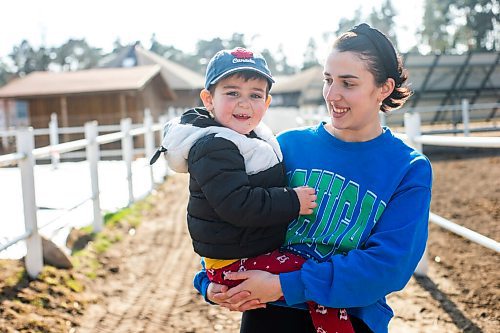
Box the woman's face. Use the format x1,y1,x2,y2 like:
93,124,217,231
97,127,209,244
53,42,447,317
322,50,392,142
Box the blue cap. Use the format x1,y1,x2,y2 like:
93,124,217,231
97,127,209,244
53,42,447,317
204,47,274,90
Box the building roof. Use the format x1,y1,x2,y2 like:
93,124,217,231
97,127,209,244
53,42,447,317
272,66,323,94
271,52,500,123
99,44,204,90
134,46,205,90
0,65,171,99
271,52,500,104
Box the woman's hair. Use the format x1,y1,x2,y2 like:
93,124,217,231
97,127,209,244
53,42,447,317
333,23,412,112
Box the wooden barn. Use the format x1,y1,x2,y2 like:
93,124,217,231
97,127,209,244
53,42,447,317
0,65,175,150
99,44,204,109
0,65,175,129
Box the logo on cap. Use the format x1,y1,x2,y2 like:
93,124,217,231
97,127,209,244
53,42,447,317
231,48,256,64
231,48,254,59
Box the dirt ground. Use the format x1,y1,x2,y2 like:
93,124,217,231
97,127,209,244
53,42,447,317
1,148,499,333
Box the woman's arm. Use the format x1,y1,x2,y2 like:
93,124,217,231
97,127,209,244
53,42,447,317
223,185,432,309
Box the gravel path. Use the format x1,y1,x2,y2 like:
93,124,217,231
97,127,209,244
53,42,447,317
76,152,499,332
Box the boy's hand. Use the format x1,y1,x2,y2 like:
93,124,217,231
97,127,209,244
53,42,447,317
293,186,317,215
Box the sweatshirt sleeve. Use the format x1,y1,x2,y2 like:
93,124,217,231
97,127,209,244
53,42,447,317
189,136,300,227
280,169,432,308
193,260,212,303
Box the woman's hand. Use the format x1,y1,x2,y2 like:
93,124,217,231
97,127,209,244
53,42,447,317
224,270,283,305
207,281,265,312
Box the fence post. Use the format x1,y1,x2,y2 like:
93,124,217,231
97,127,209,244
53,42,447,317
379,111,386,127
1,131,7,150
158,114,168,143
167,106,176,120
85,121,103,232
404,112,428,276
144,109,155,190
49,113,60,169
461,99,470,136
404,112,423,152
16,128,43,279
121,118,134,205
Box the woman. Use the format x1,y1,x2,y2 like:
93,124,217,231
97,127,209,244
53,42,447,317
194,23,432,333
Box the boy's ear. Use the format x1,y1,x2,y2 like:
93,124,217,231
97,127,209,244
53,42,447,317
200,89,213,110
265,95,272,108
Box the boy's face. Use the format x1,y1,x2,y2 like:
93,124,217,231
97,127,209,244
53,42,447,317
200,75,272,135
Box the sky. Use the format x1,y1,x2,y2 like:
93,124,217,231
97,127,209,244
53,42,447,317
1,0,425,67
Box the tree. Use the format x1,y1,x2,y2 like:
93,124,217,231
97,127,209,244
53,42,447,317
260,48,278,76
274,44,296,75
0,60,13,86
336,8,363,35
149,34,185,62
149,33,163,55
301,38,320,70
9,40,55,76
368,0,399,49
420,0,453,52
420,0,499,52
54,39,102,71
226,33,247,49
453,0,499,51
9,40,40,76
148,34,252,74
111,38,125,54
193,37,225,73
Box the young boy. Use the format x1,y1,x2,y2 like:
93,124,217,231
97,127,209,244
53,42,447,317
150,47,354,333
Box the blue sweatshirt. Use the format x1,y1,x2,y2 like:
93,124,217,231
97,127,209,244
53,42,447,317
194,123,432,333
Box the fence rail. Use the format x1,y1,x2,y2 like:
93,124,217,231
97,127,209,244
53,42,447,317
0,109,167,278
403,112,500,276
0,109,499,279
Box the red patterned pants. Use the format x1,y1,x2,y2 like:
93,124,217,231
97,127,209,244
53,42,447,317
206,249,354,333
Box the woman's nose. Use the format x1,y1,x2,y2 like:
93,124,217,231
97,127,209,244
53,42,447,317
325,84,341,101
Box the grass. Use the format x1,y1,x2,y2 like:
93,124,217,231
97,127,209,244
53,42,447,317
0,188,159,333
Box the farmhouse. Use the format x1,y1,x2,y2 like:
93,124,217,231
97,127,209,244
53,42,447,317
0,65,174,128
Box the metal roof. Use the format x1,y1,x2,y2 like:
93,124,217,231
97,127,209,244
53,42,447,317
271,52,500,123
0,65,166,98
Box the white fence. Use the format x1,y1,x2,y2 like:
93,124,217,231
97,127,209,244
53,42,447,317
1,109,499,279
0,109,168,278
403,112,500,276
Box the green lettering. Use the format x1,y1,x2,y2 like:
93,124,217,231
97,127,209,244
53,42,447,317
297,171,334,238
338,191,376,252
288,169,307,187
310,174,344,238
316,181,359,256
286,170,321,243
374,201,386,224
